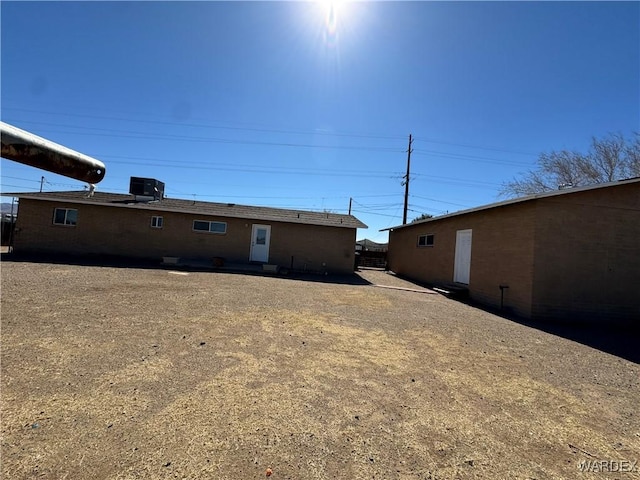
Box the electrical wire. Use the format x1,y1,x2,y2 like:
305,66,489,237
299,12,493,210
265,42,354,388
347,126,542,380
351,209,402,219
410,195,471,208
3,107,408,141
1,184,40,191
48,128,402,154
413,137,538,157
5,107,542,156
103,159,400,179
412,149,533,167
1,176,42,183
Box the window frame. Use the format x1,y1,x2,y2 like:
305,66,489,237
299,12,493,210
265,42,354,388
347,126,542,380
151,216,164,229
417,233,435,247
53,208,78,226
192,220,227,234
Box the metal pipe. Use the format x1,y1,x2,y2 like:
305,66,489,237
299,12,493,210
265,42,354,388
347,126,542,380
1,121,106,184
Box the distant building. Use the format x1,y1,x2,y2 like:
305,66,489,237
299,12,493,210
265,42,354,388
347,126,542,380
355,239,388,252
385,178,640,323
355,238,388,269
5,182,366,274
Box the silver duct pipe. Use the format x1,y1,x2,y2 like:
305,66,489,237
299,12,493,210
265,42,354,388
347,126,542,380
1,121,106,184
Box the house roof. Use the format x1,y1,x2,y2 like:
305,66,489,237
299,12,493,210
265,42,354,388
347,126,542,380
382,177,640,231
356,239,388,248
2,190,368,229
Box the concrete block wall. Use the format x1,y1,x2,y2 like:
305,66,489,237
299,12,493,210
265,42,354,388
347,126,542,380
532,183,640,323
388,203,537,318
14,199,357,274
269,222,356,274
388,181,640,322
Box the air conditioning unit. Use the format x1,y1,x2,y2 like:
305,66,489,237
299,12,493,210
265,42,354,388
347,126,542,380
129,177,165,200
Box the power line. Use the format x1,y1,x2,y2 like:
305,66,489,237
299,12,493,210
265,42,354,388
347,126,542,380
407,207,447,216
413,136,538,157
1,155,502,191
0,177,398,211
355,193,402,198
178,193,348,201
101,158,401,179
1,184,40,191
3,122,405,154
410,194,472,208
351,209,402,219
98,153,401,175
1,175,42,183
383,205,404,230
3,106,408,142
412,173,502,188
4,107,542,156
4,110,543,163
412,149,533,167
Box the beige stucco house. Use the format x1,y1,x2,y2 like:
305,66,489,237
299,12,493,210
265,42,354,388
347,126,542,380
5,190,366,274
385,178,640,323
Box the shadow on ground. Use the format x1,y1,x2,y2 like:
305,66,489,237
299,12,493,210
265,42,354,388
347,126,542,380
459,297,640,364
501,312,640,364
386,270,640,364
0,252,372,286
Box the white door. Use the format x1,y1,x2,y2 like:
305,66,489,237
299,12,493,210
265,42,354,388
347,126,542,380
454,229,472,284
250,224,271,263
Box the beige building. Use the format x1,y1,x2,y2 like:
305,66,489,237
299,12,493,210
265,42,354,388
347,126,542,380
5,190,366,274
386,178,640,323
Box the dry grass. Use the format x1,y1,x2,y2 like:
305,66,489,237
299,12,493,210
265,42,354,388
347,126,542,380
1,261,639,479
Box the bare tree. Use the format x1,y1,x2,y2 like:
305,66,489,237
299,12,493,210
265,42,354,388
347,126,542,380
501,132,640,197
411,213,433,223
624,133,640,179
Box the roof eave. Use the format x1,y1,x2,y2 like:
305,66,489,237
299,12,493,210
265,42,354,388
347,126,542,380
381,177,640,232
2,191,367,229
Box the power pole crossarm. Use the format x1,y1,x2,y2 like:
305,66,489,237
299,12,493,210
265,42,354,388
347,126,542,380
402,134,413,225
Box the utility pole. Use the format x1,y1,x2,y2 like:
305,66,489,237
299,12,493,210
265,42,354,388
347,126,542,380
39,176,45,193
402,134,413,224
348,197,352,215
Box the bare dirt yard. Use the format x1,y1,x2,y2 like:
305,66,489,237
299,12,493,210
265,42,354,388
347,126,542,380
1,259,639,479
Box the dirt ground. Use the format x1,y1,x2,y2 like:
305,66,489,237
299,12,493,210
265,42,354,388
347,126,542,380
1,259,639,479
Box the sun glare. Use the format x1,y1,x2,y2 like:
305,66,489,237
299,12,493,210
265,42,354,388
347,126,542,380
316,0,348,46
322,2,339,28
297,0,363,54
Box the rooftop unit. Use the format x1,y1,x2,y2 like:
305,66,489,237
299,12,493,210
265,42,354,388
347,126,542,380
129,177,165,201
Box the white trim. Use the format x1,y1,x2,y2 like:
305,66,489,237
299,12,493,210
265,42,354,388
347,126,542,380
453,229,472,285
192,220,227,234
151,215,163,228
417,233,434,247
250,224,271,263
52,207,78,226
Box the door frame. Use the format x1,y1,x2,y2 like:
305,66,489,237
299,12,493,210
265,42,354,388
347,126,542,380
453,229,472,285
249,224,271,263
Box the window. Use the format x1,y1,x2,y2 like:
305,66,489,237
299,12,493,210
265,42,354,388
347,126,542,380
417,234,434,247
193,220,227,234
151,216,163,228
53,208,78,226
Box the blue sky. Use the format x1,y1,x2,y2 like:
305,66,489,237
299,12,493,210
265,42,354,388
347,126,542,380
1,1,638,242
